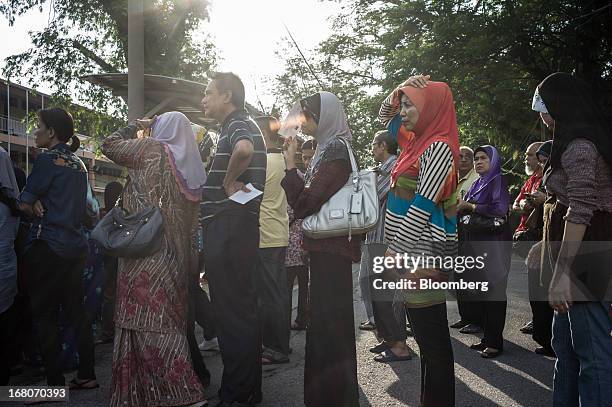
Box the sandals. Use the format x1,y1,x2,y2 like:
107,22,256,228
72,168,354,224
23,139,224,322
520,321,534,334
459,324,482,334
261,349,289,365
450,319,469,329
69,377,100,390
469,342,486,351
374,349,413,363
262,356,289,365
369,342,390,354
359,321,376,331
481,348,503,359
470,342,502,358
291,321,306,331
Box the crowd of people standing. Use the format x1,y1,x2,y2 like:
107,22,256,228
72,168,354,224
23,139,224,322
0,70,611,407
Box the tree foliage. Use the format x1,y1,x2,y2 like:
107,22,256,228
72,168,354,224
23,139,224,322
2,0,218,137
275,0,612,178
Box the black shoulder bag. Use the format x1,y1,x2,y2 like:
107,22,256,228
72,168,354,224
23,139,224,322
459,212,507,235
92,144,165,258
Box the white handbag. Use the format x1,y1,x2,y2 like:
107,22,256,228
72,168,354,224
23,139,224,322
302,137,379,240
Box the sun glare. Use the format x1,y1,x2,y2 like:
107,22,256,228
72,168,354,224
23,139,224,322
205,0,340,109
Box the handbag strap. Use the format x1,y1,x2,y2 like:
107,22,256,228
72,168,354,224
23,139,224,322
336,137,360,241
336,137,361,192
336,137,359,175
115,143,166,209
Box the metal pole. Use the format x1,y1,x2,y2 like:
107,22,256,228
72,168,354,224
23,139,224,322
6,82,10,154
128,0,145,121
26,90,29,173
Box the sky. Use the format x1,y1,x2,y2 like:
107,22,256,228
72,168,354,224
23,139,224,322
0,0,342,111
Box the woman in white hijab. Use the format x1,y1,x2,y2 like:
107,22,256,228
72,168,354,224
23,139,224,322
101,112,208,407
281,92,361,407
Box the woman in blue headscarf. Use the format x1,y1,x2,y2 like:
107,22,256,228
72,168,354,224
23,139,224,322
457,145,511,358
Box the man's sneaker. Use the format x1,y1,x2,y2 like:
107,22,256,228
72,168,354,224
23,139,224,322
199,337,219,351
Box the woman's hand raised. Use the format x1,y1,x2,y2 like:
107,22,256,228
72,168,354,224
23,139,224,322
135,116,158,131
402,75,430,89
283,136,299,170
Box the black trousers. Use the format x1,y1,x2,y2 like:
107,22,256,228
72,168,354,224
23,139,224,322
286,265,309,327
305,252,359,407
0,301,17,385
407,303,455,407
368,244,408,342
100,255,117,339
478,277,509,350
373,299,408,342
531,301,553,350
187,275,211,387
527,258,553,350
481,301,507,350
25,240,95,386
190,275,216,341
203,211,262,404
456,290,485,326
255,247,290,356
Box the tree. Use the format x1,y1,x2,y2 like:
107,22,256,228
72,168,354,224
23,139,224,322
273,41,384,168
1,0,218,137
275,0,612,179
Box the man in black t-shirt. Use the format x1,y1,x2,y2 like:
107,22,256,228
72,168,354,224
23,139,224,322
200,72,266,406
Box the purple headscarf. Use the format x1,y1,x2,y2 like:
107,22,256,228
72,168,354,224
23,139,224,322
465,145,502,204
151,112,207,202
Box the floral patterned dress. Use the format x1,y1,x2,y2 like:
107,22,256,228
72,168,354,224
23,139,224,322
101,125,204,407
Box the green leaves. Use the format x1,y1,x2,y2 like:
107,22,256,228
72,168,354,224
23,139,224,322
2,0,218,142
275,0,612,180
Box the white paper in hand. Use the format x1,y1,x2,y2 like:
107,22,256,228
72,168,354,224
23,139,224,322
229,183,263,204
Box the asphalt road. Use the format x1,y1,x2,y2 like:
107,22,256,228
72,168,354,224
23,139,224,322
7,255,555,406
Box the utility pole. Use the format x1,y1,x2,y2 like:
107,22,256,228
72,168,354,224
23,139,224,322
128,0,145,121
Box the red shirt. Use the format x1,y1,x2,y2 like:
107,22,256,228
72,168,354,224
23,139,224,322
514,171,543,232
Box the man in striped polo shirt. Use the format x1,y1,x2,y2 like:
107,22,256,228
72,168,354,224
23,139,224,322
200,72,267,407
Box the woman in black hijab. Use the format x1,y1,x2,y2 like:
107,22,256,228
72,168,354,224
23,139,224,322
532,72,612,406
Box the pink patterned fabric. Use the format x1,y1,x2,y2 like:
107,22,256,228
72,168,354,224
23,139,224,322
285,205,307,267
102,127,205,407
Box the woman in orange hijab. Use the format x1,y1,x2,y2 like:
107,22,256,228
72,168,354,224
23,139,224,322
377,75,459,407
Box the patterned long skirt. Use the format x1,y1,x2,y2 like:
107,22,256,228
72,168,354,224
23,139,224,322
110,328,204,407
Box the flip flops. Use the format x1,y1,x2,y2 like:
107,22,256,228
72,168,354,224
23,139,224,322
374,349,413,363
359,321,376,331
459,324,482,334
369,342,391,354
481,348,503,359
69,377,100,390
291,322,306,331
470,342,487,351
261,349,290,365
